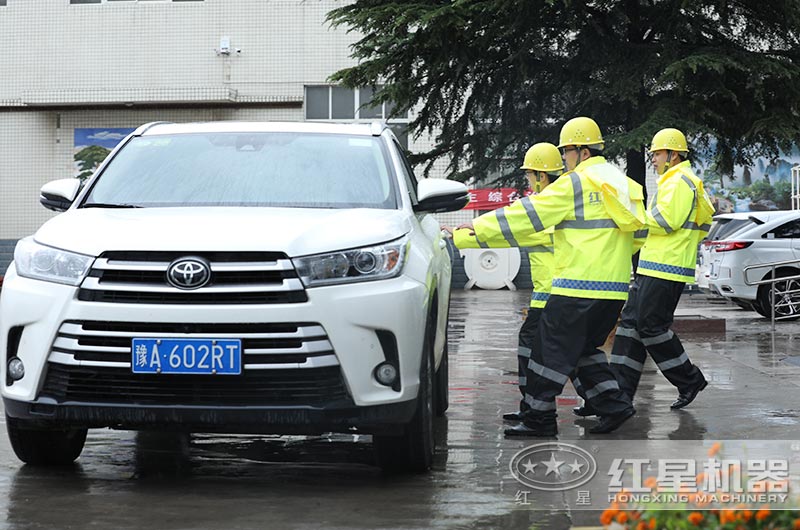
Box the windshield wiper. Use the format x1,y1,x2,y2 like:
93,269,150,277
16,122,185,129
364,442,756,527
82,203,142,209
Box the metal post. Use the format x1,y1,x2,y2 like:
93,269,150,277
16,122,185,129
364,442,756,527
771,265,776,332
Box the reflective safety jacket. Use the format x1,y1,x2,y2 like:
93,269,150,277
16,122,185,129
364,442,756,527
474,157,646,301
638,161,714,283
453,209,554,308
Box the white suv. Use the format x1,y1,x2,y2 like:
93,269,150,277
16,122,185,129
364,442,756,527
706,210,800,319
1,121,468,471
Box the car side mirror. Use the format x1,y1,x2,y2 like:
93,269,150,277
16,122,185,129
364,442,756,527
413,179,470,213
40,178,82,212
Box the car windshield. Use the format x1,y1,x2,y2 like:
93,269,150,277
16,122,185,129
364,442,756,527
82,132,398,209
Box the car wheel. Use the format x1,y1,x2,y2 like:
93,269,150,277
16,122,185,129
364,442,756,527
6,415,87,466
757,275,800,321
373,321,435,473
434,331,449,417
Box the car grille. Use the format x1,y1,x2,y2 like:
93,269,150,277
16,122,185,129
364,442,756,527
40,364,348,406
77,251,307,304
41,320,348,406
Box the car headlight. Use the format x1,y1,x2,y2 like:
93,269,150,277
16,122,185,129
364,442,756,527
14,237,94,286
293,236,409,287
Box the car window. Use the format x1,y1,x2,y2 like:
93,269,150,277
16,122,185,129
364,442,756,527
707,218,754,241
83,132,399,209
766,219,800,239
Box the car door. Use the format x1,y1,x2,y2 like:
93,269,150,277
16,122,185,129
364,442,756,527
762,218,800,263
392,139,450,356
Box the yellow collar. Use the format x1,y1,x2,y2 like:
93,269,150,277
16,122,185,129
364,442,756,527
657,160,692,185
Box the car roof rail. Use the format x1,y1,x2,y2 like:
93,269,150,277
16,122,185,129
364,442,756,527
132,121,174,136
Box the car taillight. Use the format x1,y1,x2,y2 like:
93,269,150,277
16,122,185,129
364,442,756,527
712,241,753,252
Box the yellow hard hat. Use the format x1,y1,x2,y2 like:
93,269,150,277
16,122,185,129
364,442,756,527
520,142,564,173
649,128,689,152
558,117,604,148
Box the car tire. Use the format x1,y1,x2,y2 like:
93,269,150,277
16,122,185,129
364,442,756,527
373,320,435,473
757,273,800,321
434,332,449,417
6,415,87,466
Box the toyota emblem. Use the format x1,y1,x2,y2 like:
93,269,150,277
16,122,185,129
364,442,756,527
166,257,211,290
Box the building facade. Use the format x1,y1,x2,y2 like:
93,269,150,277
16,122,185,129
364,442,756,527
0,0,466,272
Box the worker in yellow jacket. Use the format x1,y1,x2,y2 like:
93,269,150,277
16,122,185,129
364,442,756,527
452,142,566,424
609,128,713,409
478,117,645,436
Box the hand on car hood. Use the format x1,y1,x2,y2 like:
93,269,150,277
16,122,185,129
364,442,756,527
34,207,412,257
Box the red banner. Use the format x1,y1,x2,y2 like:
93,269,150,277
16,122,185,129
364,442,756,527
464,188,533,210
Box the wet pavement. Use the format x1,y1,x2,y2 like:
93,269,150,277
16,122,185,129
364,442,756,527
1,289,799,529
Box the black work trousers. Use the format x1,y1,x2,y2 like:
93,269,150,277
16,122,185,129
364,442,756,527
610,275,706,398
521,295,632,420
517,306,590,413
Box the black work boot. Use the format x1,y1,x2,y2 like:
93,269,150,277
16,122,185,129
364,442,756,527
589,407,636,434
504,414,557,438
503,411,524,422
671,379,708,410
572,403,599,417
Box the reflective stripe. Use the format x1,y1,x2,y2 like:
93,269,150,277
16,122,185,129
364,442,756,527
519,376,527,386
495,208,520,247
527,245,553,253
577,353,609,367
680,174,698,227
584,379,620,399
682,221,711,231
518,346,532,359
615,326,641,342
610,354,644,373
651,205,673,233
521,196,545,232
641,329,674,346
570,172,584,220
531,292,550,302
657,351,690,371
573,377,584,390
524,394,557,411
556,219,618,230
638,260,695,278
552,278,630,293
634,229,648,239
528,358,569,385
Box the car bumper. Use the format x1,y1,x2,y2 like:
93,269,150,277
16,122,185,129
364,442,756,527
3,396,418,435
1,266,430,413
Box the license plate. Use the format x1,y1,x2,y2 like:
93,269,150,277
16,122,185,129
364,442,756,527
131,338,241,375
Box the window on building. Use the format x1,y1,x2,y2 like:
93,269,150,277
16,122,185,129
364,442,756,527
0,1,7,6
304,85,410,149
71,0,202,4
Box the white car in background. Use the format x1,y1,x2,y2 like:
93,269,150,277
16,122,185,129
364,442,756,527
697,211,795,297
706,210,800,319
1,121,469,471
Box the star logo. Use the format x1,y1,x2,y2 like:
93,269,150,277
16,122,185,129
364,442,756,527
542,453,564,476
522,459,537,475
509,442,598,492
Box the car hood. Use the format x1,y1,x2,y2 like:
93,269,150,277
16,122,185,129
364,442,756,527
34,207,412,257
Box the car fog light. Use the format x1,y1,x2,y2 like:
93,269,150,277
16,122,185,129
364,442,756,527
7,358,24,381
374,362,398,386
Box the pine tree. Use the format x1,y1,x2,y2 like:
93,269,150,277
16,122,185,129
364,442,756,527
328,0,800,189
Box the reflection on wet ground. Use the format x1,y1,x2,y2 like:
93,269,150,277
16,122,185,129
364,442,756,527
1,290,800,529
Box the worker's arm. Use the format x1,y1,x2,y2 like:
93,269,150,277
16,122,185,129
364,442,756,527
647,176,694,236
